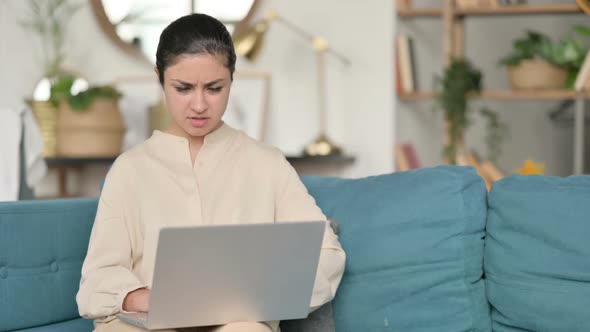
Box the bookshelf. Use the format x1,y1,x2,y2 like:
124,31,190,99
395,0,589,174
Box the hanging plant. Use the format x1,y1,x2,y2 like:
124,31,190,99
434,58,507,165
434,58,482,164
480,108,509,164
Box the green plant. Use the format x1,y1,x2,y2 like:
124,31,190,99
434,58,507,165
480,108,509,164
434,59,481,164
50,75,122,112
499,27,590,88
20,0,82,79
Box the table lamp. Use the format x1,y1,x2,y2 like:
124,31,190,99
233,10,350,156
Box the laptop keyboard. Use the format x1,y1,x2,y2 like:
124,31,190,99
126,312,148,323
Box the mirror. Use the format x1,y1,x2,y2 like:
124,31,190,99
90,0,261,64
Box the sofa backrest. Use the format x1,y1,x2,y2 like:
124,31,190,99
485,174,590,331
0,198,98,331
302,166,492,332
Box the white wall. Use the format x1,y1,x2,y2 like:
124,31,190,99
0,0,395,197
238,0,395,177
395,7,589,176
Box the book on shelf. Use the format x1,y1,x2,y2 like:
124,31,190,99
395,34,417,95
394,143,421,172
574,49,590,92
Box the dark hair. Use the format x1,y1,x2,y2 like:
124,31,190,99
155,13,236,85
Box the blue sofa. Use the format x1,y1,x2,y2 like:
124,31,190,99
1,166,589,332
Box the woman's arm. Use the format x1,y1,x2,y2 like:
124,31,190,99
273,154,346,312
76,158,147,319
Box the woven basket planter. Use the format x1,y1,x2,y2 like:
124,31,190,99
508,59,568,90
56,98,125,157
30,100,58,157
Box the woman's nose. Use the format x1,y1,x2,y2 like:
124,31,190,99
190,89,207,113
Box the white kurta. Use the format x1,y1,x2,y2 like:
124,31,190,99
76,123,346,330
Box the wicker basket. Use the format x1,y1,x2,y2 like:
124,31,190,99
508,59,568,90
30,100,58,157
56,98,125,157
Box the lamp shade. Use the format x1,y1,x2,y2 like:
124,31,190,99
578,0,590,14
233,20,269,62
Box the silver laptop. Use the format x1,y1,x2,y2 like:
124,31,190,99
118,221,326,330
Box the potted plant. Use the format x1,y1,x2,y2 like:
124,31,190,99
51,76,125,157
434,58,507,165
499,27,590,90
20,0,82,156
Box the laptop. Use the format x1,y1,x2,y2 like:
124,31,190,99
117,221,326,330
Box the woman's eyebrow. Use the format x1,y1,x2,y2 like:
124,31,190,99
205,79,225,86
171,79,194,87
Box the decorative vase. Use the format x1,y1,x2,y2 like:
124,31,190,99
508,59,568,90
56,98,125,157
30,100,58,157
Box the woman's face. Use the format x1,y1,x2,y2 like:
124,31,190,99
161,53,231,140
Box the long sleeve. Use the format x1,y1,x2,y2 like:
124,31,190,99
76,157,145,320
274,155,346,312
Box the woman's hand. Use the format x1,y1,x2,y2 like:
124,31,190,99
122,288,150,312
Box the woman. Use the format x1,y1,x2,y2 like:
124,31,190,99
76,13,345,332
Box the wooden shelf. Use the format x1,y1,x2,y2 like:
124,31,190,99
398,92,435,101
397,4,582,17
397,8,442,17
481,90,590,100
398,90,590,101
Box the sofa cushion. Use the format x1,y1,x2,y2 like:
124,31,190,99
12,318,93,332
302,166,491,332
0,198,98,332
485,174,590,332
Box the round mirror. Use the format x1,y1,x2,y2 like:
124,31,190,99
90,0,261,64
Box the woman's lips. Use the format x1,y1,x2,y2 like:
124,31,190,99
189,117,209,128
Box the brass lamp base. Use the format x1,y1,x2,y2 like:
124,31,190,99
303,134,342,157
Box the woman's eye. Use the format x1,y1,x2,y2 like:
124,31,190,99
208,86,223,93
174,86,190,93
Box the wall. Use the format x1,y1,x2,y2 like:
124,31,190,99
237,0,396,177
0,0,395,197
396,3,590,176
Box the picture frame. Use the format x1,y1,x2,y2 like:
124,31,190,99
224,70,271,142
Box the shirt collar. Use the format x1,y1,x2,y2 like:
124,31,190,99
152,122,235,146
